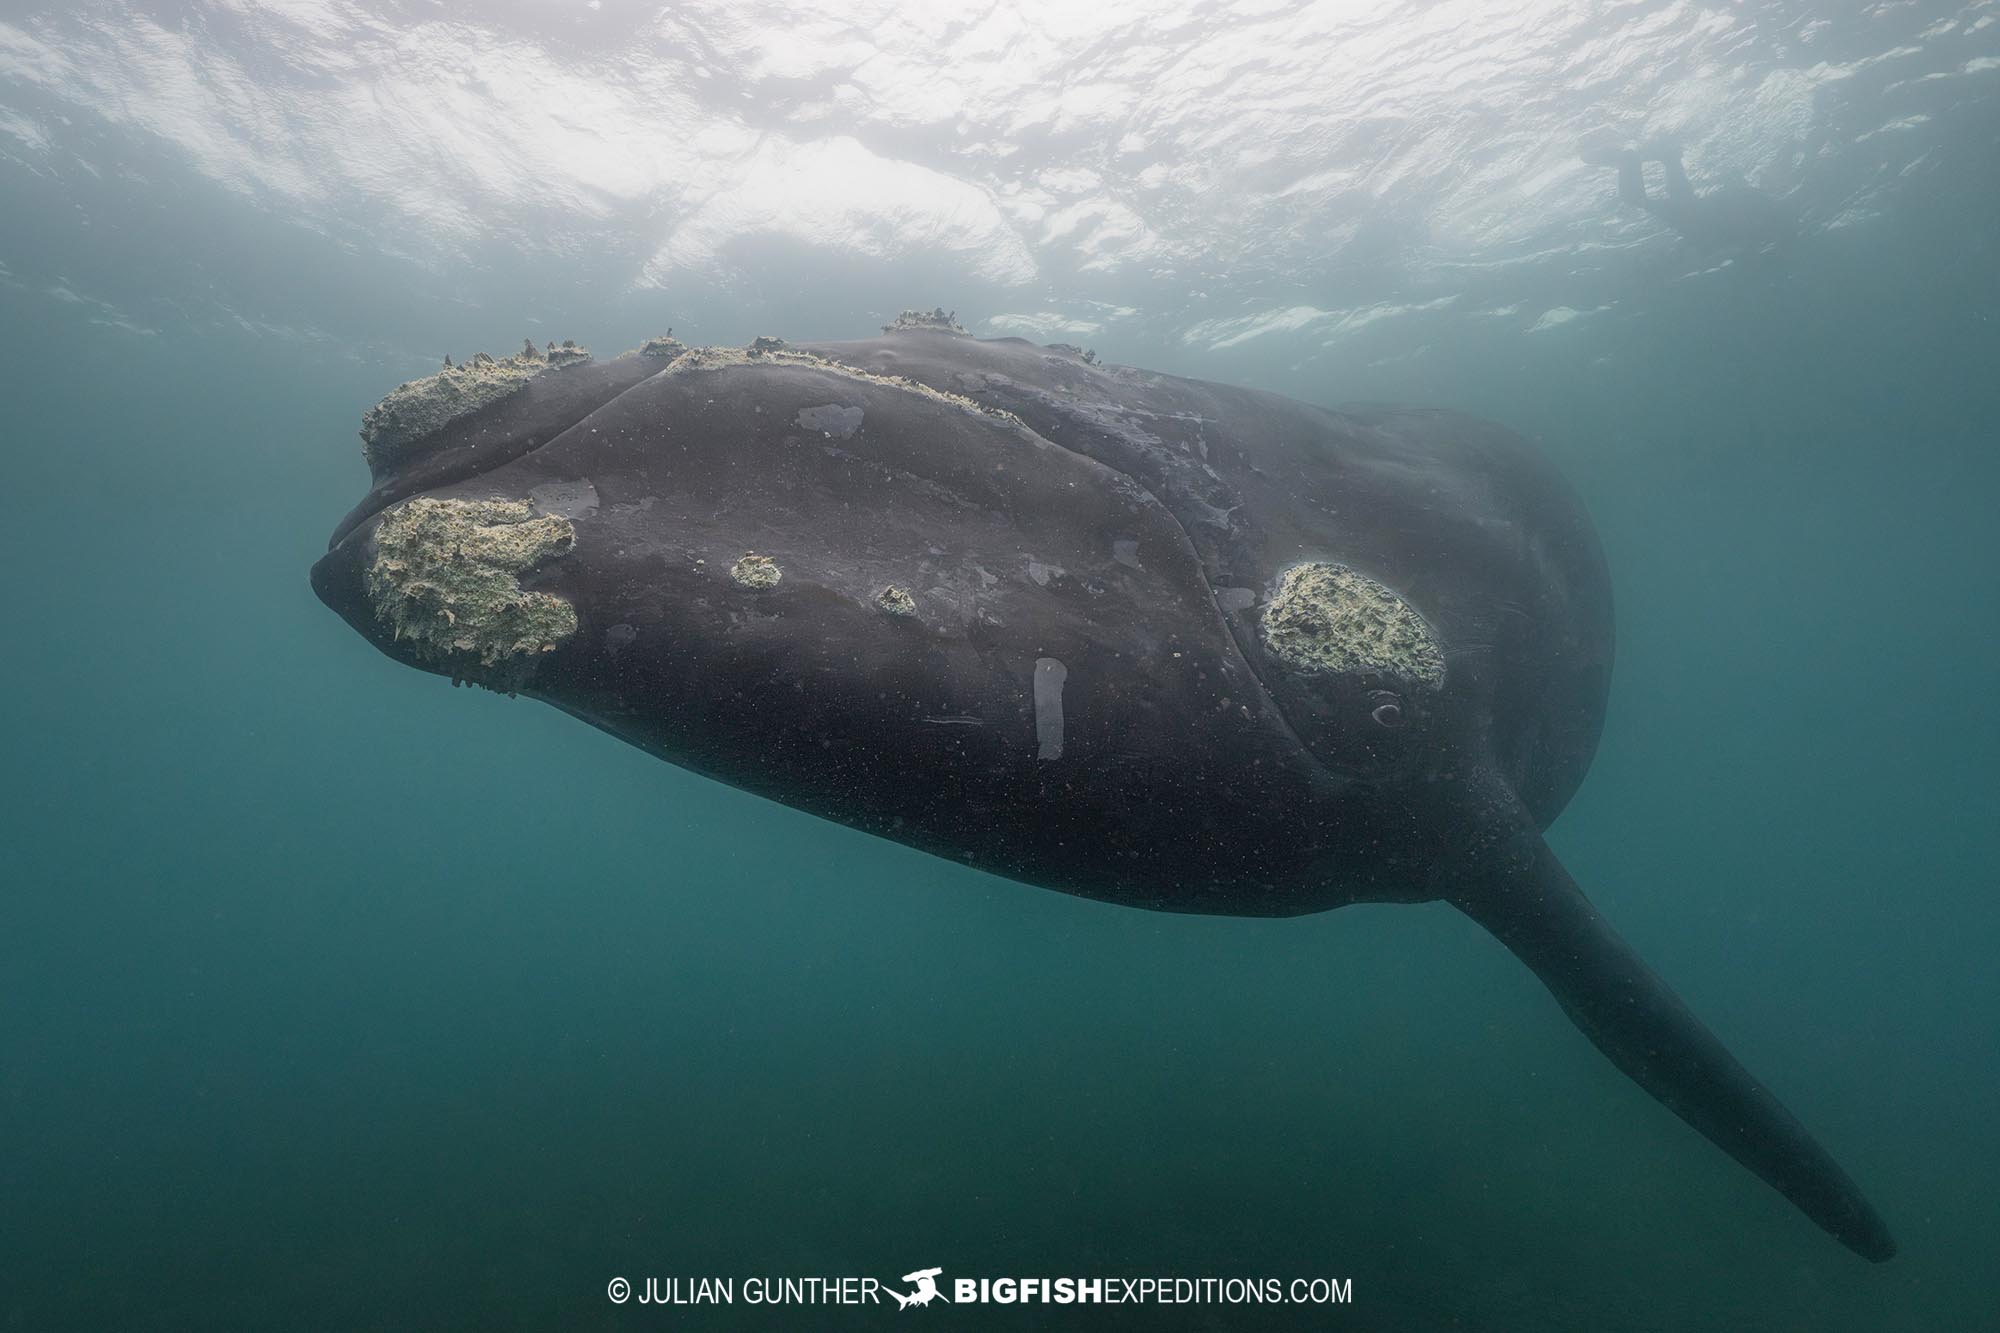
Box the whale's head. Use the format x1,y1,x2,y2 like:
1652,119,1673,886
311,334,1353,909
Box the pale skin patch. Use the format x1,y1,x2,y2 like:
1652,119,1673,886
1259,561,1445,686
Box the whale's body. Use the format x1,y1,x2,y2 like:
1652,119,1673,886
312,319,1893,1260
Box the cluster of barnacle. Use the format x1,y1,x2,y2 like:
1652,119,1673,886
884,307,965,334
359,338,592,470
1045,342,1100,365
437,338,588,371
366,497,579,692
640,331,685,358
1260,561,1445,686
727,551,922,623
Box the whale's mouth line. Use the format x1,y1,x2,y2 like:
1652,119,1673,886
327,352,683,550
324,393,629,550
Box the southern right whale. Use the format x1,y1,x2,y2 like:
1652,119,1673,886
310,313,1895,1261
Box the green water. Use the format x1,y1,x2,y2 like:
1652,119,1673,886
5,8,1999,1329
7,236,1995,1328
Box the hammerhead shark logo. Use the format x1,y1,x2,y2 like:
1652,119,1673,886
888,1267,946,1309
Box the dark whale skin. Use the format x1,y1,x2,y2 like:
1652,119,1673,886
311,325,1893,1263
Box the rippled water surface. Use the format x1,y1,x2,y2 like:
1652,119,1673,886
4,3,1997,1329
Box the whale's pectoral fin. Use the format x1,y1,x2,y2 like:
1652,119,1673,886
1447,801,1895,1262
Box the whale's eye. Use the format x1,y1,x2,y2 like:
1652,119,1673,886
1369,692,1405,728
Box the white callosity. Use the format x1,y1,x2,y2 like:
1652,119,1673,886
366,496,578,690
1260,562,1445,686
359,342,591,470
873,585,918,617
730,553,782,589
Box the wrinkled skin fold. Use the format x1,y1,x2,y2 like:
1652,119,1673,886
311,323,1893,1262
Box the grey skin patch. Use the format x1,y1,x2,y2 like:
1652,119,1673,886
529,478,600,520
797,403,865,439
1215,586,1257,613
604,622,637,654
1112,539,1144,570
1033,657,1068,760
366,496,577,692
1027,559,1065,587
874,585,918,617
730,553,782,589
1260,561,1445,686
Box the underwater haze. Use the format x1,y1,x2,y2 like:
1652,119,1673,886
3,1,1998,1328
